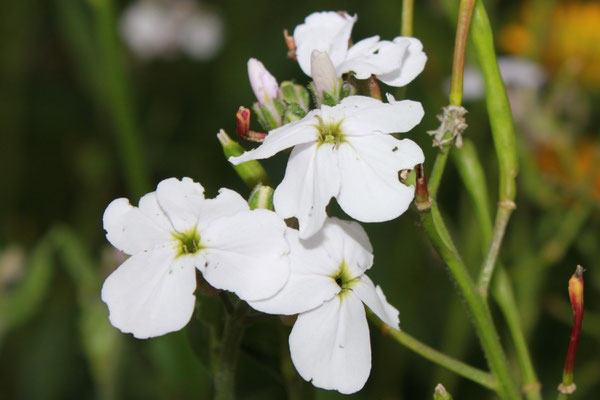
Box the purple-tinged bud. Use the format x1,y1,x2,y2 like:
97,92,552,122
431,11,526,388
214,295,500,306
247,58,279,105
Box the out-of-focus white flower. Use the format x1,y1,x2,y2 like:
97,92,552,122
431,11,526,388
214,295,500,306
249,218,399,394
247,58,279,105
293,11,427,87
230,95,424,239
101,177,289,339
120,0,224,61
459,56,546,101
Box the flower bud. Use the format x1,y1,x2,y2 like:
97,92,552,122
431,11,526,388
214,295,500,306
280,81,310,113
217,129,271,188
247,58,279,105
311,50,337,94
248,184,274,210
236,106,251,138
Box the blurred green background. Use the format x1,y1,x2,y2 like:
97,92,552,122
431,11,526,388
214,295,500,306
1,0,599,399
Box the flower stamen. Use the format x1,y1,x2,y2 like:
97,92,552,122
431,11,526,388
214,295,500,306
173,228,203,256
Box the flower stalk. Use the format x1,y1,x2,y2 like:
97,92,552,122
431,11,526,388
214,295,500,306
214,300,250,400
217,129,271,188
401,0,414,36
368,312,495,390
557,266,584,399
418,201,521,400
471,0,519,296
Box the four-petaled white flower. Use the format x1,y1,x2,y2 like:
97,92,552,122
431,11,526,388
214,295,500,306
294,11,427,87
230,95,425,239
101,177,290,339
249,218,400,394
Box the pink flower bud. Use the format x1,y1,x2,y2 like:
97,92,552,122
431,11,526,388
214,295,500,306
247,58,279,105
310,50,337,96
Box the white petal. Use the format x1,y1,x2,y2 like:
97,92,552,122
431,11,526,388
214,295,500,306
248,228,340,315
289,292,371,394
156,178,248,232
336,137,424,222
101,248,197,339
377,37,427,87
353,275,399,330
200,209,289,301
341,98,425,136
273,142,340,239
293,12,356,76
229,111,320,165
311,218,373,277
103,193,173,255
337,37,406,79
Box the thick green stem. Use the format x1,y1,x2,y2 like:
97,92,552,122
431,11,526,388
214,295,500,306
401,0,414,36
214,301,249,400
470,0,519,293
419,204,521,400
368,312,496,390
493,270,541,400
453,141,541,399
91,0,150,199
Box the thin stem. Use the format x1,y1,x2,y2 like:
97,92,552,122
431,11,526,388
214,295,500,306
419,204,521,400
401,0,414,37
214,301,249,400
449,0,475,106
470,0,519,293
427,0,474,198
368,312,496,390
91,0,150,199
478,204,515,296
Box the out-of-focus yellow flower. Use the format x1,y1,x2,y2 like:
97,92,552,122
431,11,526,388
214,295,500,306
500,1,600,88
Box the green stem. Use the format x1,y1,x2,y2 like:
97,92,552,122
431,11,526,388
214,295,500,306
478,204,514,296
214,301,249,400
470,0,519,293
453,141,541,399
493,270,541,400
91,0,150,199
428,146,450,199
449,0,475,106
427,0,474,198
368,313,496,390
419,204,521,400
401,0,414,36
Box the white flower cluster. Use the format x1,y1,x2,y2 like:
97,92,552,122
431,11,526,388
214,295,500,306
102,11,427,394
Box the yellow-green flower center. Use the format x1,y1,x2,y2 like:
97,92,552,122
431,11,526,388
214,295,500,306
316,116,345,147
331,261,358,296
173,228,203,257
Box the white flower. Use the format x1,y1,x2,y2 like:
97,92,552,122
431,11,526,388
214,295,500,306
248,58,279,105
293,11,427,87
229,95,425,239
101,177,289,339
249,218,400,394
119,0,224,61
